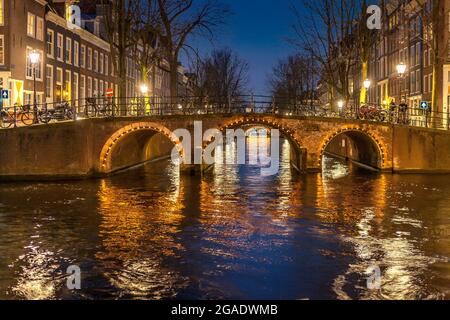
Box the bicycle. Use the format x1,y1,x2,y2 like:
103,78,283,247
0,104,34,128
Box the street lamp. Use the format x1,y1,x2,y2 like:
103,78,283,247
396,62,407,101
139,84,149,115
337,100,344,117
139,84,149,95
396,62,407,76
363,79,371,90
29,50,40,124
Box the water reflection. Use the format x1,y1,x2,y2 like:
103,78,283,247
0,135,449,300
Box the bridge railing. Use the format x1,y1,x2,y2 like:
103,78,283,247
1,95,449,131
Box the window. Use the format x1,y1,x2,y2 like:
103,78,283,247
73,73,79,107
424,75,428,93
56,68,63,85
36,17,44,41
47,29,54,58
0,0,4,26
93,78,98,96
0,35,4,65
93,50,98,72
80,75,86,103
80,45,86,68
46,65,53,100
27,13,36,37
416,70,420,93
105,55,109,75
410,45,415,66
87,77,92,97
26,48,43,80
65,38,72,64
410,72,415,93
99,53,104,74
74,41,79,66
57,33,63,61
65,70,71,100
87,48,92,70
24,92,32,106
415,43,420,66
99,80,104,96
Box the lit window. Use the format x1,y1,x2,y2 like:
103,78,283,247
0,0,4,26
65,70,71,100
27,13,36,37
36,17,44,41
0,35,4,65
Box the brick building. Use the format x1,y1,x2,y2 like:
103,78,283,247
364,0,450,127
0,0,191,109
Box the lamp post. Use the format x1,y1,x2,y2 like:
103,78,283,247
338,100,344,117
396,62,407,101
29,50,40,124
362,79,371,118
139,84,148,115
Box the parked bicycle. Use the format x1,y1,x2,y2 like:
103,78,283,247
0,104,34,128
358,104,387,122
86,97,116,117
38,101,74,123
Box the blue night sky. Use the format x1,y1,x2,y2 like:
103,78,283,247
185,0,298,94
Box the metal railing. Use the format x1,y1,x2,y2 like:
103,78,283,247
1,95,449,131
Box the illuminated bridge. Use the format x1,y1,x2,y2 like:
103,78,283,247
1,96,450,180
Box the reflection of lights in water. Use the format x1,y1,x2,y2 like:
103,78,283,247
322,155,350,180
95,161,188,298
12,244,61,300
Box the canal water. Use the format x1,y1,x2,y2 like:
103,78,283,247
0,138,449,300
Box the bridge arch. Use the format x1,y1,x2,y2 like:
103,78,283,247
204,116,305,171
318,126,387,170
99,122,184,174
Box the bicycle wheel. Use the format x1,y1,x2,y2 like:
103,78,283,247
0,115,13,128
20,112,34,126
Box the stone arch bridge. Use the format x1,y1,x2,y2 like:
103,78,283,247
1,114,450,180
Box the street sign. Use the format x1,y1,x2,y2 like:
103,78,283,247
106,88,114,97
420,101,429,110
1,89,9,100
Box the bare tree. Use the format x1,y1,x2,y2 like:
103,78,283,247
188,48,249,109
293,0,380,110
268,54,319,109
101,0,140,111
131,1,162,86
293,0,361,109
154,0,230,102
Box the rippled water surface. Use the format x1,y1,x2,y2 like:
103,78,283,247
0,139,449,300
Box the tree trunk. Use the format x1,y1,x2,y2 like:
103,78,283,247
118,50,127,116
169,57,179,106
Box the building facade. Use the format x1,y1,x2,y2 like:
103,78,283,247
364,0,450,127
0,0,190,110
